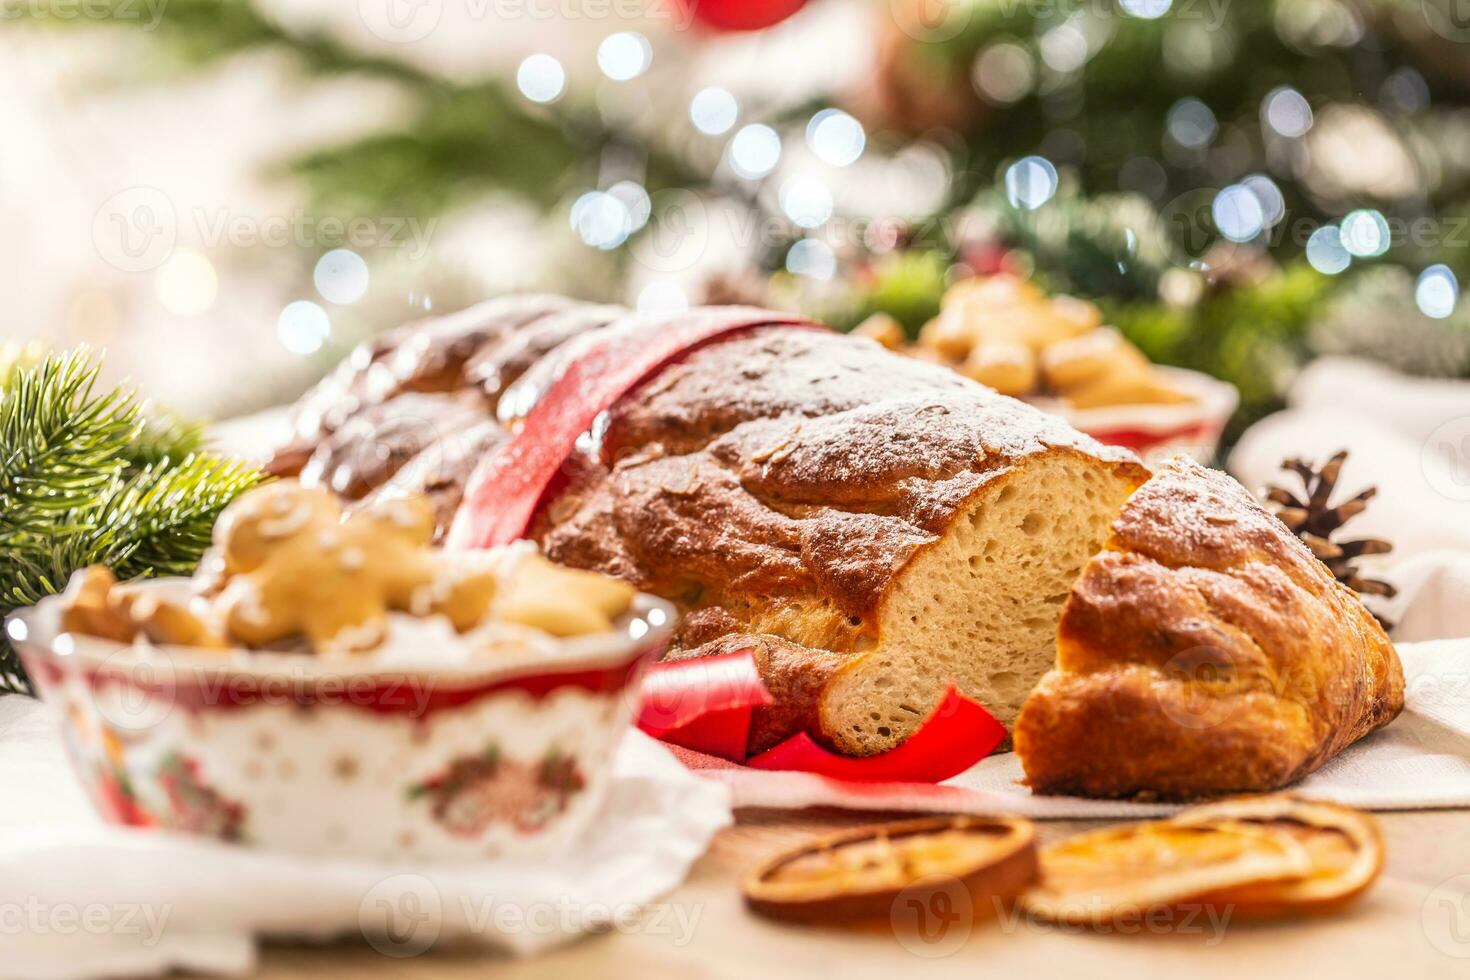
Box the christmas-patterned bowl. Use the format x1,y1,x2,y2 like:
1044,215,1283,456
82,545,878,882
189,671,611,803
6,582,674,862
1039,366,1240,467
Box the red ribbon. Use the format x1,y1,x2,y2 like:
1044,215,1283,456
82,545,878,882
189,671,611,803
448,307,1007,782
634,651,1005,784
447,307,819,549
637,651,772,762
745,688,1005,783
1082,420,1220,453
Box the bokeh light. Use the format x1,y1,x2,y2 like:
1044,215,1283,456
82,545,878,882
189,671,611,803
1120,0,1171,18
597,32,651,81
1004,156,1058,209
806,109,866,167
1241,174,1286,228
780,175,834,228
1416,265,1459,320
277,300,331,354
973,43,1035,105
1212,185,1265,242
571,191,633,250
1167,98,1218,148
608,181,651,232
1340,209,1390,258
313,249,370,305
1039,23,1088,73
1306,226,1351,275
729,124,782,179
153,248,217,316
690,87,738,135
785,239,836,280
1263,86,1313,138
517,54,566,104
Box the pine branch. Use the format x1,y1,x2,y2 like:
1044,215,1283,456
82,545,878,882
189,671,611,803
125,411,210,471
99,454,264,580
0,347,140,539
0,350,265,694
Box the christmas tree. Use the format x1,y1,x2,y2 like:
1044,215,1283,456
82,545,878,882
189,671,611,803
20,0,1470,441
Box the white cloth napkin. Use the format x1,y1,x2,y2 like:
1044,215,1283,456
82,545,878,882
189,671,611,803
0,700,731,980
678,639,1470,817
1229,355,1470,635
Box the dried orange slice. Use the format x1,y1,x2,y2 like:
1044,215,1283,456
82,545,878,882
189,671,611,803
1172,795,1384,917
1020,818,1311,926
742,816,1038,924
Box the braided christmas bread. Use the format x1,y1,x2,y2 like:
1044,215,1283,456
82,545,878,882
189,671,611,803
1014,456,1403,799
269,296,1401,785
271,297,1145,755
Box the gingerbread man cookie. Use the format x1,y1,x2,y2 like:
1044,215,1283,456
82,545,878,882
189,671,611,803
211,482,498,652
59,566,227,649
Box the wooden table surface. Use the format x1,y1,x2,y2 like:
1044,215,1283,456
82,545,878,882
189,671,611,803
252,806,1470,979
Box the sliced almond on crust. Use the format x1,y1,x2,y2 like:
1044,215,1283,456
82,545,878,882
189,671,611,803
1020,819,1311,926
1172,795,1384,917
743,816,1038,924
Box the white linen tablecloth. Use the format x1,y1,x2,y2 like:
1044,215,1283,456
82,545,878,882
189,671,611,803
669,639,1470,817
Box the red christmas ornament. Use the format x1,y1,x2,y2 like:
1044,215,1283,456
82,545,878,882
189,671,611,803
681,0,808,32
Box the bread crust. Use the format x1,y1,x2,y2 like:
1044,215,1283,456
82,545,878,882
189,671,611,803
535,326,1144,750
273,300,1149,754
1014,456,1404,800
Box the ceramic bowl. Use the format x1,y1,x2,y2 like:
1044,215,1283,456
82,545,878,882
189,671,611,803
6,582,674,862
1037,367,1240,466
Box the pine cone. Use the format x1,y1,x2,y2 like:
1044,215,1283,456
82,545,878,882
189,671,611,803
1263,450,1397,626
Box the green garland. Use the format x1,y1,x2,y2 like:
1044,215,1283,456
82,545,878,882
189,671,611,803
0,349,263,694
